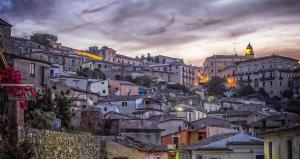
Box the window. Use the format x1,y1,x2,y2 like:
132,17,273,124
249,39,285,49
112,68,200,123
104,107,107,111
196,156,203,159
280,81,282,86
269,142,272,159
102,90,106,94
122,102,127,107
40,55,43,60
270,81,273,86
72,60,75,66
30,63,35,76
98,64,101,68
288,140,292,159
198,133,203,141
172,136,179,148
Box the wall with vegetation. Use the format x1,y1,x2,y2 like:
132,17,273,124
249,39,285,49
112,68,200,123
25,128,107,159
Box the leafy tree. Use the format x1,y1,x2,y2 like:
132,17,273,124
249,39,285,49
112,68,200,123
167,83,189,92
236,84,256,97
30,33,53,48
25,86,73,129
204,77,226,96
54,91,73,128
76,67,106,79
282,90,293,99
257,88,269,99
129,76,152,87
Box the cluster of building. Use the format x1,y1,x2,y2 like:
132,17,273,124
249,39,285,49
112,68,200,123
1,17,300,159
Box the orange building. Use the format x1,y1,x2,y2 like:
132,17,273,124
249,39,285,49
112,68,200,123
161,126,236,148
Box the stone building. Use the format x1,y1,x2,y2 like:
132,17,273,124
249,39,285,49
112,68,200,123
203,43,254,78
80,106,104,132
293,67,300,98
236,54,299,97
264,125,300,159
5,53,50,89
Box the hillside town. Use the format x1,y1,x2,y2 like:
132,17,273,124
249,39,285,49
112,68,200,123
0,15,300,159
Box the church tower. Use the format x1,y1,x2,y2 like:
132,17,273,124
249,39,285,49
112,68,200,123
245,42,254,59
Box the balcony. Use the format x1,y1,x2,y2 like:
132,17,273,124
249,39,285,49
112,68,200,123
260,76,275,81
278,68,293,73
267,68,274,72
245,71,252,75
259,69,267,73
253,70,259,74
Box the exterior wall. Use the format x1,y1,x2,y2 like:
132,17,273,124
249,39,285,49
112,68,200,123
169,110,207,122
12,58,50,89
158,119,186,136
24,128,107,159
107,140,139,159
161,130,190,148
264,129,300,159
237,55,299,97
203,54,250,78
107,140,168,159
120,83,139,96
121,131,161,146
51,77,88,90
108,80,139,96
89,80,109,96
204,102,222,112
191,147,263,159
101,98,143,115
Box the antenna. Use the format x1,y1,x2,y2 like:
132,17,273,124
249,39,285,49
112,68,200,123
233,42,239,54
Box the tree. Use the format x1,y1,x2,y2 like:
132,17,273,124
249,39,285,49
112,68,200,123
54,91,73,128
30,33,53,48
282,90,293,99
167,83,189,92
236,84,256,97
76,67,106,79
129,76,152,87
204,77,226,96
25,86,73,129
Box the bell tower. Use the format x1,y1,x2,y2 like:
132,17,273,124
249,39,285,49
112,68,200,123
245,42,254,58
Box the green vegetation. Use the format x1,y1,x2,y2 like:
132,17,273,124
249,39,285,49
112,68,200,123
25,86,73,129
128,75,152,87
204,76,226,96
236,84,256,97
30,33,54,48
167,83,189,92
76,67,106,79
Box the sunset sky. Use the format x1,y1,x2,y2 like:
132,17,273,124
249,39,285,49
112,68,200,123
1,0,299,65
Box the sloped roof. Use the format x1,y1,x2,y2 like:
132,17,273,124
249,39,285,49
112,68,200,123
0,18,12,27
183,133,262,150
99,95,142,102
109,136,166,152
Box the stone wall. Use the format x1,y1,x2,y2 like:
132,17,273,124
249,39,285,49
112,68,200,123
25,128,107,159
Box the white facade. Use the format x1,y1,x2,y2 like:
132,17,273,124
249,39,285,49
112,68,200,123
89,80,109,96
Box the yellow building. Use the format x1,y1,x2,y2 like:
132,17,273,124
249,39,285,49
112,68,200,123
264,125,300,159
107,136,169,159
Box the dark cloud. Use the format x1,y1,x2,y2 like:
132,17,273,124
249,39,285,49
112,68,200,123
1,0,300,65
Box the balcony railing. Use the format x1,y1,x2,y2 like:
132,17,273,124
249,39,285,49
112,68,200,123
260,76,275,81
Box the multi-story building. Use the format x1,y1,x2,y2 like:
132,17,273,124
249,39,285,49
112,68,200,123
293,68,300,98
148,62,198,86
203,43,254,78
5,53,50,89
236,54,299,97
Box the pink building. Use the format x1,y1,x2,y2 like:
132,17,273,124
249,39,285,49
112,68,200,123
108,80,139,96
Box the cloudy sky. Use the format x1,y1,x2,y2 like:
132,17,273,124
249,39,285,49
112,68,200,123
1,0,300,65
